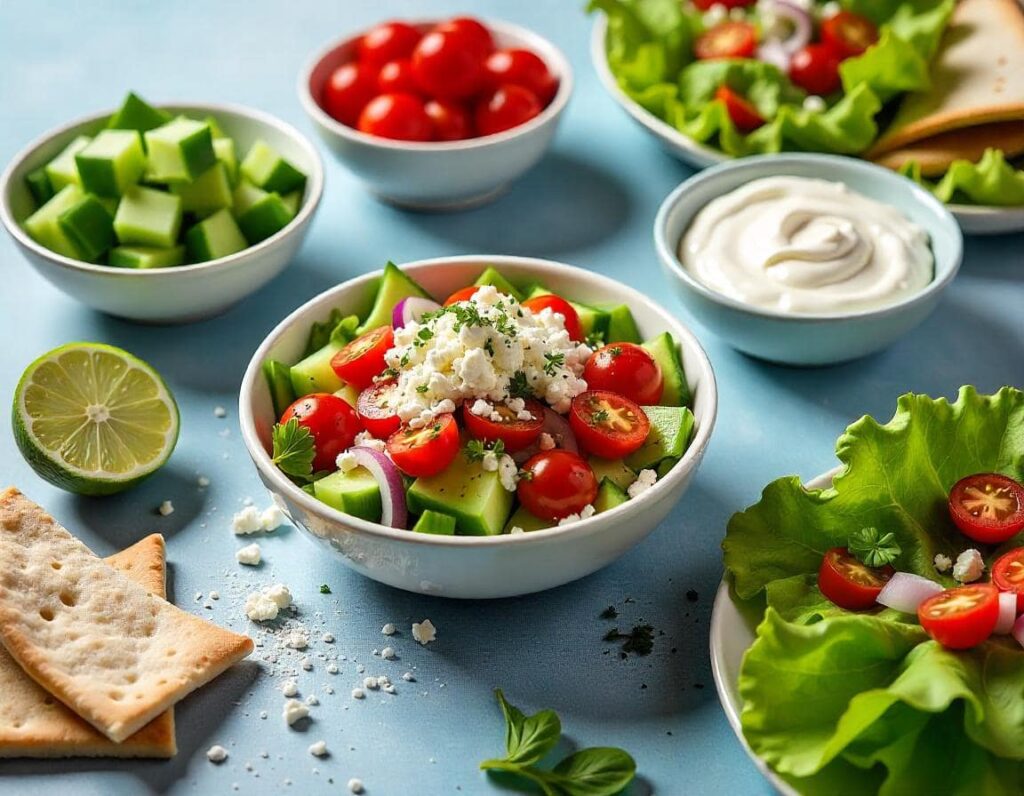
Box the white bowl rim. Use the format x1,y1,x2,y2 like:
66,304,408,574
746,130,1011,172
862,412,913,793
239,254,718,548
0,100,325,278
654,152,964,324
297,17,574,153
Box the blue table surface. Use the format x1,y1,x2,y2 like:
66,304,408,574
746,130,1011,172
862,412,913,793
1,1,1021,794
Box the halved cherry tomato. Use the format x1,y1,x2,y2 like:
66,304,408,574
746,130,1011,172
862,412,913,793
569,390,650,459
358,21,422,68
789,44,842,95
330,326,394,390
992,548,1024,612
517,450,599,522
356,381,401,439
434,16,493,59
714,86,765,133
386,413,460,477
918,583,1000,650
444,286,482,306
425,99,473,141
484,49,557,105
463,398,545,453
693,0,755,8
694,22,758,60
281,393,363,473
583,343,663,406
378,59,421,95
475,84,542,136
357,93,433,141
521,294,583,342
322,63,379,127
821,11,878,59
412,29,486,100
818,547,893,610
949,473,1024,544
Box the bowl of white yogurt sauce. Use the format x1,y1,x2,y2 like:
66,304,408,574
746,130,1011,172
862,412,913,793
654,154,962,366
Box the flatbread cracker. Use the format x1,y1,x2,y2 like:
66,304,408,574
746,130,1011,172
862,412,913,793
0,488,253,743
868,0,1024,158
0,534,176,758
874,121,1024,176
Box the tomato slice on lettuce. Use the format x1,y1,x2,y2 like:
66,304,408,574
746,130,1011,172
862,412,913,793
817,547,893,611
714,86,765,133
694,22,757,60
918,583,999,650
948,472,1024,544
821,11,879,58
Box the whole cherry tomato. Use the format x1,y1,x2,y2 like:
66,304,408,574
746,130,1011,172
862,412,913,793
583,343,663,405
425,99,473,141
434,16,494,59
521,294,582,342
484,49,557,104
322,63,379,127
412,29,486,100
378,59,420,95
789,44,842,95
475,84,542,136
281,393,363,472
357,93,433,141
358,21,422,67
517,450,599,522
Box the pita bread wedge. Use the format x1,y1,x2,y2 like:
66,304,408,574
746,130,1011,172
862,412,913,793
0,488,253,743
874,121,1024,176
0,534,175,758
868,0,1024,162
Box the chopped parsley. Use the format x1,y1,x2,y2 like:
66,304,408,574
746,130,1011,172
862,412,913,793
543,352,565,376
416,384,429,393
508,370,533,399
600,605,618,620
319,584,332,594
465,438,506,462
604,624,655,657
271,419,315,482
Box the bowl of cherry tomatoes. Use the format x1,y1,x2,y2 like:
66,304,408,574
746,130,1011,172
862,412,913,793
299,17,572,210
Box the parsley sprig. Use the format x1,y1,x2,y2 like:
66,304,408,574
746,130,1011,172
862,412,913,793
271,419,315,482
849,527,902,568
466,438,506,462
543,352,565,376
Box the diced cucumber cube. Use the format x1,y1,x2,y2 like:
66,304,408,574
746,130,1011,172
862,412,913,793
213,138,238,185
25,168,54,206
281,190,302,217
262,359,297,418
185,208,247,262
57,194,115,261
74,130,146,197
113,185,182,247
240,139,306,194
233,181,293,244
170,162,232,216
107,92,172,134
44,136,91,191
144,117,216,182
96,196,120,217
109,245,185,269
204,115,227,139
413,510,457,535
22,185,87,259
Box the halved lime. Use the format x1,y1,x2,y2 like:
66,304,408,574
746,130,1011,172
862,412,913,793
12,343,179,496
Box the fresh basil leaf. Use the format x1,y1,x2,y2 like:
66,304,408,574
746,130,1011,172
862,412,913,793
548,747,637,796
271,419,315,481
496,690,561,766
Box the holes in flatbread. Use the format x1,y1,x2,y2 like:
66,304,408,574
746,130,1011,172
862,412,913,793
39,607,54,622
11,721,22,729
50,561,62,570
59,591,76,607
108,690,124,702
42,697,54,706
134,693,144,700
165,648,176,657
157,678,167,686
126,673,138,684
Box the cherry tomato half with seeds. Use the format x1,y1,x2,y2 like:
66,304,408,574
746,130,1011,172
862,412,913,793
378,59,421,96
569,390,650,460
517,450,599,522
992,548,1024,612
357,93,433,141
425,99,473,141
583,343,663,406
322,63,379,127
821,11,879,58
358,21,422,68
694,22,758,60
443,286,482,306
475,84,542,137
412,29,486,100
386,413,460,478
788,44,842,95
948,473,1024,544
463,399,545,453
330,326,395,390
918,583,999,650
484,49,557,104
715,86,765,132
356,380,401,440
520,294,582,342
434,16,494,60
818,547,893,610
281,393,363,473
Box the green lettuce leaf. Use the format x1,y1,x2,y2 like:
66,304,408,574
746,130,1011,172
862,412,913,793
901,149,1024,207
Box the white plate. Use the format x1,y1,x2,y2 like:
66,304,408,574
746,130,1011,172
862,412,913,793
709,468,839,796
590,18,1024,236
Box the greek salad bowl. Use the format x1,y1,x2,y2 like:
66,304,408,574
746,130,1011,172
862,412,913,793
0,102,323,324
298,20,572,211
239,255,717,599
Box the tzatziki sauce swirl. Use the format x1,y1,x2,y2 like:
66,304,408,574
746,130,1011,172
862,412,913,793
679,176,933,315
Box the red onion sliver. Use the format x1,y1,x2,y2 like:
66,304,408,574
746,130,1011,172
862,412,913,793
764,0,812,54
876,572,943,614
349,446,408,530
392,296,441,329
995,591,1018,634
512,407,580,465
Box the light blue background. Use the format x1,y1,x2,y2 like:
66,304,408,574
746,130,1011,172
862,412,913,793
0,1,1021,794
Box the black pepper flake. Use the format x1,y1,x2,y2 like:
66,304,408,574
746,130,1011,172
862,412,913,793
600,605,618,620
686,589,699,602
640,683,647,690
694,683,705,690
604,624,655,657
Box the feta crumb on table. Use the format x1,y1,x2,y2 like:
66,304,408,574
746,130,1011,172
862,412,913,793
381,646,396,660
351,688,366,700
214,406,227,418
206,744,228,763
285,630,308,650
244,583,292,621
281,680,299,697
953,548,985,583
412,619,437,645
158,500,174,516
232,506,263,535
283,699,309,726
348,778,364,794
381,623,396,636
236,543,262,566
309,740,328,757
197,476,211,488
260,504,286,531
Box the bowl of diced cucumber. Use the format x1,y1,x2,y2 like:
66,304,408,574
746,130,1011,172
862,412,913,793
0,93,324,323
239,255,718,599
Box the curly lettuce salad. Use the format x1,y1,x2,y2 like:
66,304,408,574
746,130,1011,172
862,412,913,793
724,387,1024,795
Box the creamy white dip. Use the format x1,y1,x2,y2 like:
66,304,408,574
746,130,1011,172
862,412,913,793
679,176,933,315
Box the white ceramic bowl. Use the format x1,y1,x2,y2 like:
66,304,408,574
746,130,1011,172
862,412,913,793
239,255,717,599
654,154,963,366
0,102,324,324
299,20,572,210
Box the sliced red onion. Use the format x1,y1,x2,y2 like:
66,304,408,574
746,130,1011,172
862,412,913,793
761,0,812,54
995,592,1018,634
512,407,579,465
349,446,408,530
392,296,441,329
876,573,943,614
757,40,792,72
1013,614,1024,649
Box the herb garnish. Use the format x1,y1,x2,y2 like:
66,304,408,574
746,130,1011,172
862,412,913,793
508,370,533,400
480,690,636,796
271,419,315,482
319,584,332,594
604,624,655,657
543,352,565,376
848,527,902,568
466,438,506,462
600,605,618,620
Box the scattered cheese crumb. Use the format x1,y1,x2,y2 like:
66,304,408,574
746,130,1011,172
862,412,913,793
953,548,985,583
305,695,319,706
326,663,339,674
197,476,211,488
285,631,308,650
209,591,220,600
309,740,328,757
363,676,379,690
803,95,826,113
558,504,596,526
214,406,227,418
348,778,364,794
628,468,658,499
236,543,262,566
282,680,299,697
381,646,396,660
351,688,365,700
206,745,228,763
402,672,415,682
336,451,359,473
301,658,313,671
412,619,437,645
283,699,309,726
322,632,335,643
158,500,174,517
538,432,555,451
244,583,292,622
509,526,525,535
232,506,263,535
381,623,396,636
260,504,286,531
934,553,953,574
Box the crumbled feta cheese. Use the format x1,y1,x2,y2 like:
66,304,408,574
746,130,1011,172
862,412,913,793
538,432,555,451
402,672,415,682
470,399,492,417
482,451,499,472
336,451,359,473
381,623,396,636
322,632,335,643
260,505,286,531
378,675,391,687
282,699,309,726
305,694,319,706
351,688,365,700
197,475,211,488
803,95,827,113
245,592,280,622
282,680,299,697
628,468,658,499
381,646,396,660
353,431,386,452
703,5,727,26
821,0,841,15
236,543,262,566
158,500,174,516
348,779,364,794
509,526,525,535
301,658,313,671
309,740,328,757
953,549,985,583
232,506,263,535
363,676,379,690
267,584,292,608
412,619,437,645
214,406,227,418
285,631,308,650
498,454,518,492
558,504,597,527
934,553,953,574
206,744,228,763
326,662,339,674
